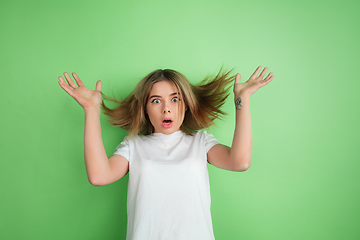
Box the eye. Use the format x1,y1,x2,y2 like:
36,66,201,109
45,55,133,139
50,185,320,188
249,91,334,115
151,98,161,104
172,97,180,102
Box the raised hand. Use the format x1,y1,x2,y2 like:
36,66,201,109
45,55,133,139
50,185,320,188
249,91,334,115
233,66,274,98
58,72,102,110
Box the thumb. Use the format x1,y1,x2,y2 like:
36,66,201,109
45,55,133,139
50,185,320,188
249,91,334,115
95,80,102,92
235,73,241,84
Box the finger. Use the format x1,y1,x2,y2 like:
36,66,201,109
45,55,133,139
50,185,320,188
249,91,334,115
234,73,241,84
258,67,268,79
95,80,102,92
58,76,66,85
72,72,85,87
261,75,274,85
264,72,273,81
58,76,73,89
64,72,77,88
250,66,262,79
58,78,76,97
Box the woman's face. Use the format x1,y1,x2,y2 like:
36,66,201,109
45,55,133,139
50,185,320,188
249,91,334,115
146,80,186,134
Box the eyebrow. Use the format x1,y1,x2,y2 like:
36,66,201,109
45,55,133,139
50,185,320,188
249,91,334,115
149,92,179,99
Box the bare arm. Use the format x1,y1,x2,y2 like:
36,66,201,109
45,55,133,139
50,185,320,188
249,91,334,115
58,72,129,186
207,66,274,172
83,106,129,186
207,93,251,172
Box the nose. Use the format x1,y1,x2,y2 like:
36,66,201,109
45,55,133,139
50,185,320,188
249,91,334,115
162,102,171,113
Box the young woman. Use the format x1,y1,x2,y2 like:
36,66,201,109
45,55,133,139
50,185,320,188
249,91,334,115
58,66,274,240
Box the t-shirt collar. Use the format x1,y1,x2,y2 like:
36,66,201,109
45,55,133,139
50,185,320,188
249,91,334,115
151,130,184,139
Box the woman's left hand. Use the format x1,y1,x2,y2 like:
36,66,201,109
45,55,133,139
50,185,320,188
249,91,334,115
233,66,274,99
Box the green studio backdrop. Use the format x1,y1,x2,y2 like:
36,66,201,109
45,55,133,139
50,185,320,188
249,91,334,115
1,0,359,239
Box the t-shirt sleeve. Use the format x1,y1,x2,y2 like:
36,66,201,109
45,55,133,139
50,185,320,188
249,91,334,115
204,131,221,153
113,137,130,161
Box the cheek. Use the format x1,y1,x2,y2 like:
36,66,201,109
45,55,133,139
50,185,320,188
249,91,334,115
146,104,158,122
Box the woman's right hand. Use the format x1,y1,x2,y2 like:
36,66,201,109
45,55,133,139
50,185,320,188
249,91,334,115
58,72,102,110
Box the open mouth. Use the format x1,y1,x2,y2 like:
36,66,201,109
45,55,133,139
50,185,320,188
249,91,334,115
161,118,173,128
162,119,173,124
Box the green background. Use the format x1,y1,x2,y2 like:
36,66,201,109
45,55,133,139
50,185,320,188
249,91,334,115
1,0,359,239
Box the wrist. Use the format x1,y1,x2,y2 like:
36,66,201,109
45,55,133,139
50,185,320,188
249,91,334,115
234,93,250,111
84,104,101,115
234,91,250,101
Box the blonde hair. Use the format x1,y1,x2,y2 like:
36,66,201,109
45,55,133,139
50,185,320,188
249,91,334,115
101,68,236,137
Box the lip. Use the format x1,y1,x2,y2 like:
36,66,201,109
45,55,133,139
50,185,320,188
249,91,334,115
161,117,173,129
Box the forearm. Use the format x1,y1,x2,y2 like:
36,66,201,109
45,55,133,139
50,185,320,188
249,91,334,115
230,93,252,170
83,106,110,184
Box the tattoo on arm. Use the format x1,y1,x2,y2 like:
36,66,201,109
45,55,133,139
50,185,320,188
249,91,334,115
235,97,243,110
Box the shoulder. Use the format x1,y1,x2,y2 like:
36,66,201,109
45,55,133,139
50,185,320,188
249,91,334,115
190,130,220,148
192,130,218,140
122,134,152,143
115,134,146,150
114,134,151,158
191,130,210,137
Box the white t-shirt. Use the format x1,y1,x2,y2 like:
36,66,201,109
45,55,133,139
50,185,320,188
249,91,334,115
113,130,220,240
